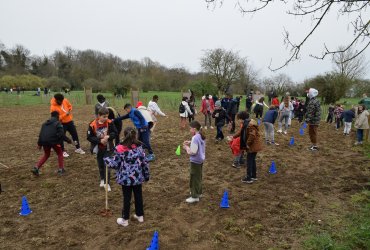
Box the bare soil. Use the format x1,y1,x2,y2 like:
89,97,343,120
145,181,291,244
0,105,369,250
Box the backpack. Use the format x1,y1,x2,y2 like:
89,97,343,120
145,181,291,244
179,102,186,113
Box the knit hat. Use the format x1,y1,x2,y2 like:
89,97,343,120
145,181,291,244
215,100,221,107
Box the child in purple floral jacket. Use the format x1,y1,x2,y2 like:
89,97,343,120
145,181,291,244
104,127,150,227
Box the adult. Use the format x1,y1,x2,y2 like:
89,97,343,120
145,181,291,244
358,93,370,141
221,95,231,124
200,94,215,130
115,104,155,162
179,97,193,129
245,93,253,112
305,88,321,151
50,93,85,157
354,104,369,145
148,95,167,131
226,96,239,133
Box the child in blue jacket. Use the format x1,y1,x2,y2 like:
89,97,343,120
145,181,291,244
262,106,279,145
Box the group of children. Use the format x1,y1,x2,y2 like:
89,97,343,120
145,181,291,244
30,90,368,228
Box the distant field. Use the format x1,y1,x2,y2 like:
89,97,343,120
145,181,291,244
0,91,363,121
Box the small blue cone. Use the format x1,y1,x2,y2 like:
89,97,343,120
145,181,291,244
269,161,277,174
220,190,230,208
257,119,261,126
146,231,159,250
19,196,32,216
299,128,304,135
303,122,307,129
289,136,295,146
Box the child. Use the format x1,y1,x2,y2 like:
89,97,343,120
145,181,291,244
342,108,355,136
253,97,269,119
241,116,263,184
107,107,122,145
87,107,117,191
104,127,150,227
179,97,193,130
147,95,167,131
32,111,72,176
212,100,226,141
277,96,293,134
200,94,215,129
326,104,335,123
354,105,369,145
297,100,306,123
262,106,279,145
334,104,344,130
115,104,155,162
230,111,250,168
183,121,206,203
95,94,109,117
50,93,85,157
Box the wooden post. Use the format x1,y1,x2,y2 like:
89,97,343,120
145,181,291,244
131,89,139,106
85,87,93,105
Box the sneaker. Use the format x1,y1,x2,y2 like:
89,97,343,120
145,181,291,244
251,178,258,181
266,140,271,145
309,146,319,151
133,214,144,223
146,154,155,162
232,163,240,169
271,142,279,146
105,184,111,192
75,148,85,154
31,167,39,176
57,168,66,175
63,151,69,158
241,177,253,184
210,126,214,129
354,141,363,146
185,197,199,203
204,127,208,130
117,218,129,227
99,180,105,187
277,130,282,133
283,131,287,135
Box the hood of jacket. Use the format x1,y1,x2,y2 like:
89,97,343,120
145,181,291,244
45,116,59,125
308,88,318,99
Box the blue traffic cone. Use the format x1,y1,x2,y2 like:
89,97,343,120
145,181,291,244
220,190,230,208
146,231,159,250
289,136,295,146
303,122,307,129
269,161,277,174
299,128,304,135
257,119,261,126
19,196,32,216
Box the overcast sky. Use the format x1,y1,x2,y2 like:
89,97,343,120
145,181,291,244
0,0,369,82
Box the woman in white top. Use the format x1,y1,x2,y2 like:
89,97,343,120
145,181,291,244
254,97,269,119
180,97,193,129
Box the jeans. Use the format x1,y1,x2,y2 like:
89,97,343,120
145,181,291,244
343,122,352,134
263,122,275,142
62,121,80,151
36,145,64,169
204,112,212,128
138,128,153,154
327,113,333,123
357,129,364,142
278,111,290,132
190,162,203,198
216,125,224,140
246,152,257,180
97,148,110,184
122,185,144,220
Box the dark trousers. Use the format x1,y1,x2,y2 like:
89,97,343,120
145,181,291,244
190,162,203,198
62,121,80,151
114,121,122,145
326,113,333,123
336,118,342,129
138,128,153,154
255,110,263,119
36,145,64,169
357,129,364,142
230,114,236,133
97,148,110,184
122,185,144,220
216,125,224,140
246,152,257,180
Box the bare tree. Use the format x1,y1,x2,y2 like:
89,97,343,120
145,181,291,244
200,48,247,93
332,46,369,80
261,73,293,96
205,0,370,71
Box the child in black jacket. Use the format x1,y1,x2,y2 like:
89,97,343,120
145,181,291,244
32,111,72,176
212,100,226,141
87,107,117,191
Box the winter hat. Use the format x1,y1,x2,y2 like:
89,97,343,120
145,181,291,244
308,88,318,98
215,100,221,107
136,101,143,108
